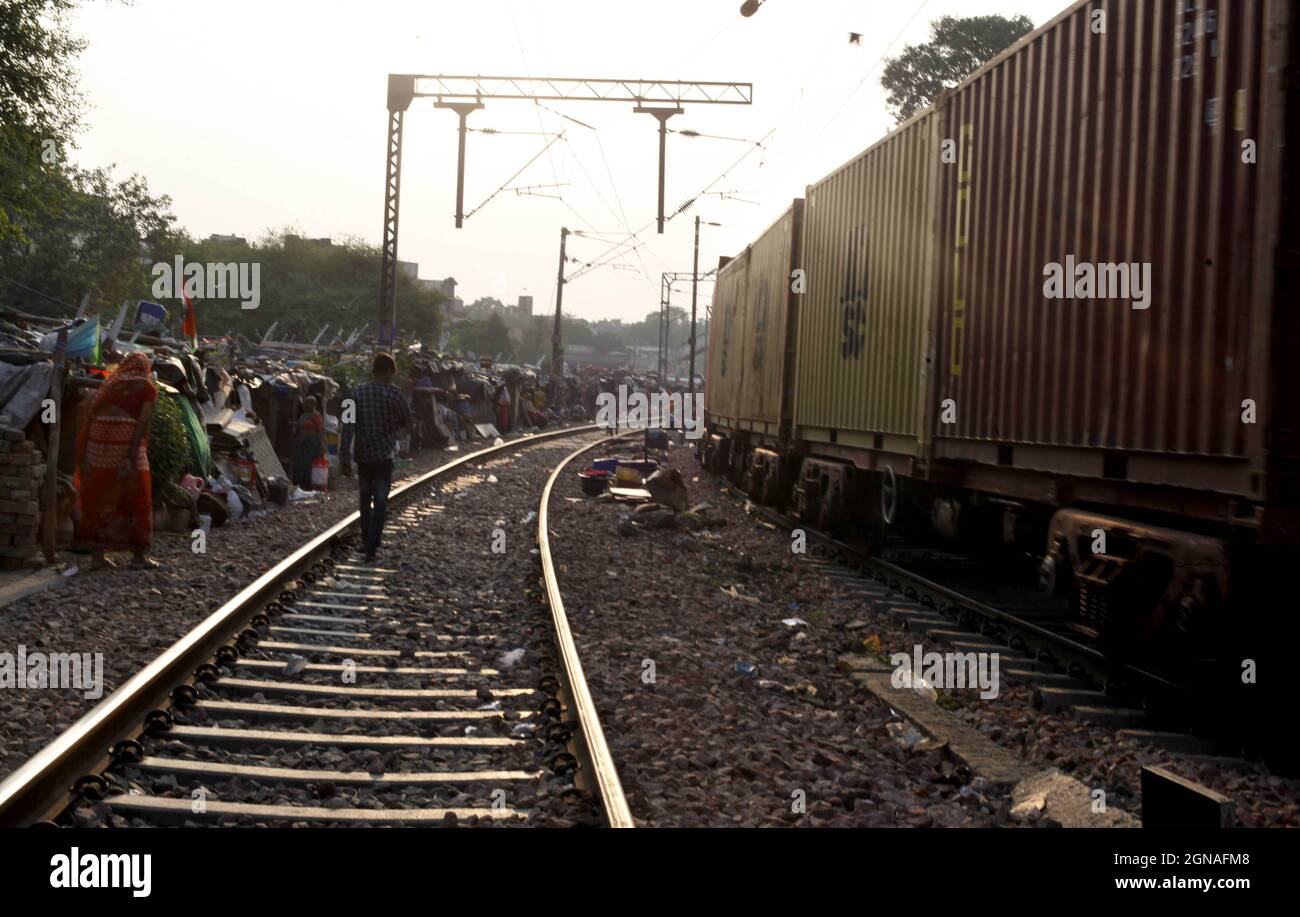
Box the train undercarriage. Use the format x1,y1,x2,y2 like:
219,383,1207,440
701,427,1262,668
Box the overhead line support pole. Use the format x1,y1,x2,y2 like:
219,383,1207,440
634,107,683,235
553,227,570,375
434,100,485,228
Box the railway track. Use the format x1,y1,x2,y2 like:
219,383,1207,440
736,499,1255,763
0,426,634,828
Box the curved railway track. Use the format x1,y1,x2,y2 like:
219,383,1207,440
0,426,634,828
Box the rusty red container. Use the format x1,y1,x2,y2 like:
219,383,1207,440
930,0,1299,539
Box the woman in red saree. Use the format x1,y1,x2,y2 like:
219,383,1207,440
75,353,159,570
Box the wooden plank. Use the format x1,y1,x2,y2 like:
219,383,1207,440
213,676,532,699
132,755,538,785
163,724,519,748
103,794,524,823
1141,766,1236,829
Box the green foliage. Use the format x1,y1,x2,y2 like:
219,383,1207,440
323,356,367,391
881,14,1034,122
176,231,443,343
0,0,86,248
2,163,180,312
148,394,191,504
449,312,514,361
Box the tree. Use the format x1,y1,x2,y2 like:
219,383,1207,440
449,312,513,361
0,0,88,246
1,163,181,314
880,14,1033,122
517,316,550,364
184,231,443,343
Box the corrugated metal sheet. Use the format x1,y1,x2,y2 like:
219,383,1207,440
705,249,748,426
706,204,802,433
737,204,800,431
931,0,1293,501
793,109,940,455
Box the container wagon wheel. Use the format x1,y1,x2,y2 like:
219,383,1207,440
881,465,899,526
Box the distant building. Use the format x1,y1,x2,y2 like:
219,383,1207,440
208,233,248,245
286,234,333,247
518,295,533,317
420,276,464,318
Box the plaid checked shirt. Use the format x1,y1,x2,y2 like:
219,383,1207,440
339,381,412,465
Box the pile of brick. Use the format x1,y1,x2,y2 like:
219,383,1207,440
0,425,46,571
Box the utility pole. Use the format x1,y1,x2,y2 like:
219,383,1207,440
634,106,683,234
690,215,701,401
552,227,569,376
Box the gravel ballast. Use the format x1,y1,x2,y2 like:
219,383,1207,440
0,434,580,788
549,443,1016,828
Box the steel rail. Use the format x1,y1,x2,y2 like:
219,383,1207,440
747,503,1179,698
537,435,635,828
0,425,598,826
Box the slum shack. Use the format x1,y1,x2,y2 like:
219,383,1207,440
0,304,344,570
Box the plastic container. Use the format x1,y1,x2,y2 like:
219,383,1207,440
578,469,611,496
311,458,329,491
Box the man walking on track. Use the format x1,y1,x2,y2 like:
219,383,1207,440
340,352,412,563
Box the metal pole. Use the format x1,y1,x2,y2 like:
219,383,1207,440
690,215,700,402
552,227,569,375
379,76,415,344
634,107,683,235
434,101,485,228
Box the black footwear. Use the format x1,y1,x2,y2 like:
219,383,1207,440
364,550,376,563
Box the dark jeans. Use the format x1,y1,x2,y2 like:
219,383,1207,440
357,459,393,554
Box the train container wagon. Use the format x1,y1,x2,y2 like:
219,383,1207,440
704,0,1298,669
702,201,803,503
927,0,1298,654
778,108,941,534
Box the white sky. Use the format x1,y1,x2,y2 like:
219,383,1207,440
66,0,1068,326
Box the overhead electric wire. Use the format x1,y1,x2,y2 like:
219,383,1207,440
0,272,79,312
805,0,935,149
464,132,565,220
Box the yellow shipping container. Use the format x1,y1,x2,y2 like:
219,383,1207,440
705,202,802,439
793,109,940,463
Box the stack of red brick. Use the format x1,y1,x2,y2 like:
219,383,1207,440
0,426,46,571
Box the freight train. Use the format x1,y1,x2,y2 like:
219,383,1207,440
703,0,1299,667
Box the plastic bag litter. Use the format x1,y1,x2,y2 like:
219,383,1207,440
486,474,498,484
887,721,926,750
283,654,308,677
493,437,504,447
781,618,809,628
521,511,537,525
499,648,526,669
227,490,244,518
894,669,938,701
